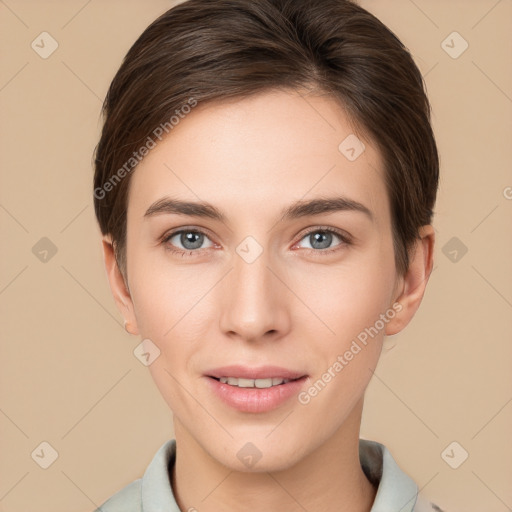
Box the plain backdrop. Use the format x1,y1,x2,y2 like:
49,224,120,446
1,1,511,511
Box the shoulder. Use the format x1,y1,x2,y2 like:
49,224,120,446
93,478,142,512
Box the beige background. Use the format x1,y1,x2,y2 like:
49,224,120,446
1,0,511,511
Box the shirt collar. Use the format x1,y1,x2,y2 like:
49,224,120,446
360,439,419,511
141,438,419,512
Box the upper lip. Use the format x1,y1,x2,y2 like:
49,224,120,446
206,365,307,380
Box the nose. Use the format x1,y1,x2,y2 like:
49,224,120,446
218,245,291,343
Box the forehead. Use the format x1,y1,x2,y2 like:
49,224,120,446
127,89,388,226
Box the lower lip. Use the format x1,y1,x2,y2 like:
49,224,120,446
205,376,308,413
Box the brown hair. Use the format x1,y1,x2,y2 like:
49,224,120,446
93,0,439,280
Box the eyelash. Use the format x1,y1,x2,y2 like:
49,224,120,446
161,226,352,258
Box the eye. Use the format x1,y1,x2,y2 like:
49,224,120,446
294,227,352,253
163,228,215,255
161,226,351,257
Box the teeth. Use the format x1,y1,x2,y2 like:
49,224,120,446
218,377,291,388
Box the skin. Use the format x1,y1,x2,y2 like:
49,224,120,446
102,88,434,512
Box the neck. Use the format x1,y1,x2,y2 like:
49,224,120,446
171,399,376,512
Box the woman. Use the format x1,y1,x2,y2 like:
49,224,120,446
93,0,443,510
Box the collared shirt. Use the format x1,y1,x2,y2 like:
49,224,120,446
94,438,446,511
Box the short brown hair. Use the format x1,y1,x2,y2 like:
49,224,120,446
93,0,439,280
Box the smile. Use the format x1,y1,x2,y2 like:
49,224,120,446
212,377,294,388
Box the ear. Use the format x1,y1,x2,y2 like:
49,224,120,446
385,225,435,336
101,235,139,335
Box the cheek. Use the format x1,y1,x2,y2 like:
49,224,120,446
295,251,396,344
128,243,209,338
127,252,215,372
290,242,396,403
294,265,393,421
130,265,211,413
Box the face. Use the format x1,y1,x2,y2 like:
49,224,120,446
109,88,422,472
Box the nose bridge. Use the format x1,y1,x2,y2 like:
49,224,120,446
219,241,288,340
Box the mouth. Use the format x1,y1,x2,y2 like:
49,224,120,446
204,372,309,413
207,376,303,388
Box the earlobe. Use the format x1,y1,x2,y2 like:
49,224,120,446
385,225,435,336
101,235,139,335
124,319,137,335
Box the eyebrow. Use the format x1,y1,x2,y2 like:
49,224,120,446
144,195,373,223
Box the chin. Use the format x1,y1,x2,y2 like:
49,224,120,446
208,434,307,474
